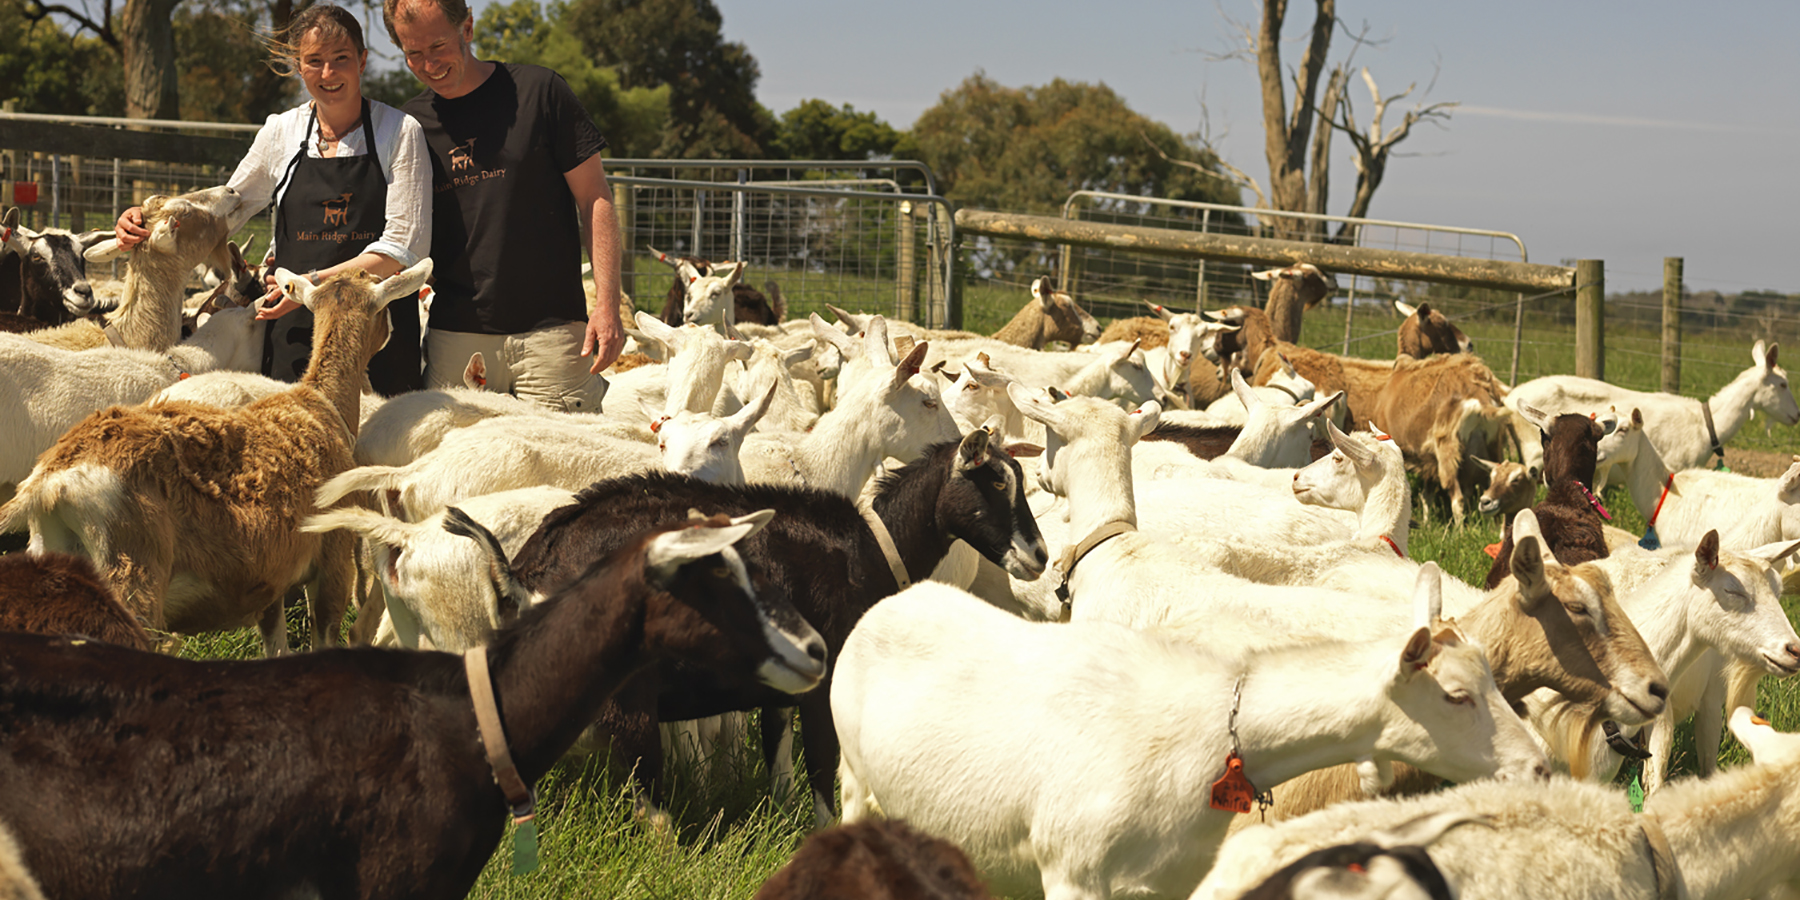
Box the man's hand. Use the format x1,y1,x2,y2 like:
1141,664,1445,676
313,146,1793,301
114,207,149,250
582,304,624,373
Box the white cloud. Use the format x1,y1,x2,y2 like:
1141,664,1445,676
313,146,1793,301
1457,105,1795,136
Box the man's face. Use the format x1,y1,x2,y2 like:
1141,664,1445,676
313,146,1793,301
394,2,478,99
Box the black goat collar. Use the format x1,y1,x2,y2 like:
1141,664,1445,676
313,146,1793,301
1700,399,1726,468
464,647,536,822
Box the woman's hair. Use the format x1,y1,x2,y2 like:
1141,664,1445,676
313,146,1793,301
265,4,367,78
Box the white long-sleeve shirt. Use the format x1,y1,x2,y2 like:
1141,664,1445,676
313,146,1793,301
226,100,431,267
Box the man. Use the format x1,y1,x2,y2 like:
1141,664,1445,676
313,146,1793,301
383,0,624,410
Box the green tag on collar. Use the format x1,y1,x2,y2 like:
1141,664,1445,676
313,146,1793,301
1625,764,1645,813
512,816,540,874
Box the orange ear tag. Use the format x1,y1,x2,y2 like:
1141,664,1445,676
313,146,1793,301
1482,542,1502,559
1210,752,1257,814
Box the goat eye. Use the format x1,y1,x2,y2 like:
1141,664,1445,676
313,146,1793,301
1445,692,1474,706
924,399,938,410
964,383,980,392
710,439,728,449
992,481,1006,492
1563,602,1589,617
710,566,731,579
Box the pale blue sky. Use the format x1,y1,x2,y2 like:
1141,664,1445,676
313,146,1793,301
377,0,1800,294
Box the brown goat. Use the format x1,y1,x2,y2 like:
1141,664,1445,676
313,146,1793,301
1483,407,1616,589
0,261,432,654
1248,337,1396,431
29,185,241,352
1395,300,1472,359
991,278,1102,349
1367,354,1514,520
650,249,786,326
1252,263,1335,343
1096,315,1171,349
0,552,154,650
1474,458,1539,521
754,819,993,900
0,510,826,900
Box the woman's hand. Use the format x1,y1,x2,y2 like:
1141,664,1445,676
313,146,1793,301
114,207,149,249
254,272,303,320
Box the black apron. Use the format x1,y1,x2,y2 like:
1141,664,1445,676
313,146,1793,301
266,99,422,395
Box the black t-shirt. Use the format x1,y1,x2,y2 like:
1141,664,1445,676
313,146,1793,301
404,63,607,335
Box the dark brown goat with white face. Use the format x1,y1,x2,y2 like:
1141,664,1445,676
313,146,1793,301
754,819,994,900
0,512,825,900
648,245,785,326
6,226,112,326
1484,405,1618,589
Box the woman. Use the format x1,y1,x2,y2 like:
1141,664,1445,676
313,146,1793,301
116,4,430,395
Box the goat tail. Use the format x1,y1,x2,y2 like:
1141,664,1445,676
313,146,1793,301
441,506,530,621
315,465,407,510
298,507,427,549
1,463,125,562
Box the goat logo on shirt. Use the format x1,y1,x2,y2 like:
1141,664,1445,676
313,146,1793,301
321,192,353,227
449,138,477,171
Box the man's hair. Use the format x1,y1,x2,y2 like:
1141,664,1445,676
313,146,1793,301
265,4,367,77
382,0,471,48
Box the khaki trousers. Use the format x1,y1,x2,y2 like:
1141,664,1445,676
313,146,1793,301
425,322,609,413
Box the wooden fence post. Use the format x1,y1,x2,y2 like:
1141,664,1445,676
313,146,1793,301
1662,257,1683,393
896,200,916,322
1576,259,1605,380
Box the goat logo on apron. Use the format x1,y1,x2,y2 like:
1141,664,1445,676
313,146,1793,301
449,138,477,171
321,192,354,227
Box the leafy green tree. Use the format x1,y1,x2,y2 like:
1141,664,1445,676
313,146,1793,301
0,0,123,114
908,72,1241,215
473,0,668,157
561,0,770,158
772,99,899,161
174,0,297,123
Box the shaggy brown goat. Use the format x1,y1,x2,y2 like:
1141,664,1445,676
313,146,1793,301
1097,315,1171,349
1484,407,1617,588
1395,300,1473,359
755,819,993,900
990,278,1101,348
1367,354,1515,520
0,510,826,900
0,552,154,650
28,185,241,352
0,261,431,654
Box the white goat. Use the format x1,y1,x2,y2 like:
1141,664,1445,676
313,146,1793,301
1198,708,1800,900
299,485,577,650
1600,406,1800,551
1203,353,1322,425
832,577,1546,900
0,303,267,494
1132,370,1344,490
1508,339,1799,480
1533,534,1800,788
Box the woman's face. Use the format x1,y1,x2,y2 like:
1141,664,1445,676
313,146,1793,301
297,29,366,107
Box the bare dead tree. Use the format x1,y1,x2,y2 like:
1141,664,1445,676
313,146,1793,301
1328,65,1458,241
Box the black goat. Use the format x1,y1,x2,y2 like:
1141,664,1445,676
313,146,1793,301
507,429,1049,825
0,513,825,899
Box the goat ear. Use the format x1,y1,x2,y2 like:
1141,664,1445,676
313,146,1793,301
1109,338,1141,365
1303,390,1344,421
84,237,129,263
721,319,747,342
725,340,755,362
1743,537,1800,568
1412,562,1444,628
375,259,434,307
889,340,928,391
644,512,770,579
1394,299,1418,318
1279,353,1298,379
1471,457,1497,474
955,428,992,472
1125,400,1162,444
1692,531,1722,581
1249,267,1276,282
272,267,317,308
780,343,811,369
1008,381,1063,429
1592,410,1619,439
825,303,865,332
1229,368,1259,410
1004,442,1043,458
1030,277,1054,309
722,261,745,288
462,352,488,391
1768,342,1781,369
634,311,681,352
74,229,113,251
1371,811,1492,851
1399,626,1438,676
1143,300,1174,322
645,245,677,268
1510,533,1551,609
675,258,702,285
1753,339,1769,368
863,315,897,366
145,218,180,254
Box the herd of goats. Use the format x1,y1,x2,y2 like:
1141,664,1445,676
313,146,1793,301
2,183,1800,899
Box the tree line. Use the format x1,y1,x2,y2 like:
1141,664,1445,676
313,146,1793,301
1,0,1240,214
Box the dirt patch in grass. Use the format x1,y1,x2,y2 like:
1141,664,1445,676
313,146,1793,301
1720,447,1797,477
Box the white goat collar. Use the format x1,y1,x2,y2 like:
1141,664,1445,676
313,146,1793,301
859,505,912,591
464,647,536,821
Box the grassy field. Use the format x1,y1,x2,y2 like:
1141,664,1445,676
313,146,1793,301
20,283,1800,898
